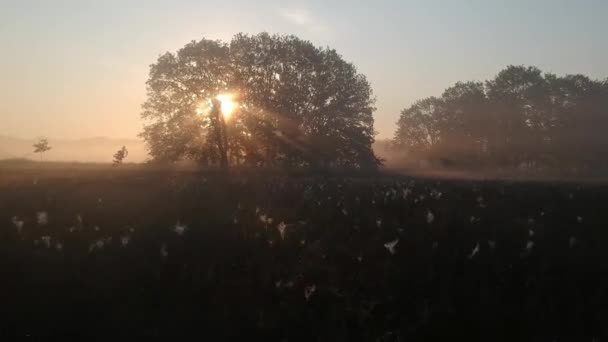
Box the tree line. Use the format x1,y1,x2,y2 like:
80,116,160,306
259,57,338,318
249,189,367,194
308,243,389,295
393,66,608,174
141,33,608,174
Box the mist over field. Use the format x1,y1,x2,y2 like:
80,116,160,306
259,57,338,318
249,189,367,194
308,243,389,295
0,136,147,163
2,1,608,340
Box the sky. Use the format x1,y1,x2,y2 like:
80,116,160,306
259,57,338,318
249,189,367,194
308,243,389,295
1,0,607,140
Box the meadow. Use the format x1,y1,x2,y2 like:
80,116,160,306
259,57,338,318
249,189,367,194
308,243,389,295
0,161,607,340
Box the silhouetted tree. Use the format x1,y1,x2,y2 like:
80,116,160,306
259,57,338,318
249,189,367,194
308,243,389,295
33,138,51,161
141,33,379,170
113,146,129,165
394,66,608,174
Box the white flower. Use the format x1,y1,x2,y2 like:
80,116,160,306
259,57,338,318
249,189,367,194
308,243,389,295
76,214,83,225
160,243,168,259
577,216,583,223
36,212,48,225
277,221,287,240
477,196,486,208
267,217,273,225
426,211,435,224
356,256,363,262
569,236,576,248
173,221,187,236
470,216,480,224
376,218,382,228
255,207,260,215
529,230,535,237
121,236,130,247
55,242,63,252
233,217,238,224
384,239,399,255
94,226,100,232
468,242,480,259
259,214,268,224
11,216,24,233
341,208,348,216
402,188,412,200
128,227,135,233
540,211,545,217
528,218,535,225
41,235,51,248
488,240,496,250
526,240,534,252
96,240,104,249
304,285,316,301
300,239,306,245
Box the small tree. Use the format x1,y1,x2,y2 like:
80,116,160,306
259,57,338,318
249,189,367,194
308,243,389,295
113,146,129,165
33,138,52,161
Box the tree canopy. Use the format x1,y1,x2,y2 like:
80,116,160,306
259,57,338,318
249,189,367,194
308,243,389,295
394,66,608,173
141,33,379,170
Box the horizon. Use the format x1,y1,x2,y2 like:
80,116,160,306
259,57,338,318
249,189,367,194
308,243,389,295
2,0,608,141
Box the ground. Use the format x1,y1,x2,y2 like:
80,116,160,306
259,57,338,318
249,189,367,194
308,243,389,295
0,160,607,340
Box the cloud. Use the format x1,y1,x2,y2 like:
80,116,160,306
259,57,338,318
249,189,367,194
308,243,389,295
280,8,313,26
278,8,330,35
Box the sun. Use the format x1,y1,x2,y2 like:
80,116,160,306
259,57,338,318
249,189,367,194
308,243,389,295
216,94,236,119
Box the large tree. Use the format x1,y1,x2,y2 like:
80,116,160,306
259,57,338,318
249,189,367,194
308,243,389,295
141,33,379,169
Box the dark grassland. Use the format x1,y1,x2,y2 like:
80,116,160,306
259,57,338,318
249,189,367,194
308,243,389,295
1,161,607,340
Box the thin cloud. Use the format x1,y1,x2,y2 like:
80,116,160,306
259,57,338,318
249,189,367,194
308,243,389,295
278,8,330,35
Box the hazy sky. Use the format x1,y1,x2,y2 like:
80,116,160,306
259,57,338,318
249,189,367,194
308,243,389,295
1,0,607,140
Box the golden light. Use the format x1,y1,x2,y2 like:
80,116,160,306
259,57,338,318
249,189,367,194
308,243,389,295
216,93,236,119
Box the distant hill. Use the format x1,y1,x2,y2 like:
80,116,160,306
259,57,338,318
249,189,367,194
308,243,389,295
0,136,148,163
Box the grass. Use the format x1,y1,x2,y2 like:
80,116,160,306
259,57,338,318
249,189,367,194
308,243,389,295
0,162,607,339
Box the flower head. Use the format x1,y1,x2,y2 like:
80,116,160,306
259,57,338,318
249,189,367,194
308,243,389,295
384,239,399,255
304,285,316,301
121,236,130,247
36,212,48,225
11,216,24,233
173,221,188,236
277,221,287,240
426,211,435,224
468,242,480,259
41,235,51,248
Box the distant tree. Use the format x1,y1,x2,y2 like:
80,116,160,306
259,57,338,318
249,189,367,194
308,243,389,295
141,33,379,170
113,146,129,165
394,65,608,174
33,138,51,161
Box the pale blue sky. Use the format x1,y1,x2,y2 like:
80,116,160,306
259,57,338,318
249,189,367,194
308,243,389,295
1,0,607,139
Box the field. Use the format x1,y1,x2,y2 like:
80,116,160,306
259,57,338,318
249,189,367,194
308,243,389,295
1,161,607,340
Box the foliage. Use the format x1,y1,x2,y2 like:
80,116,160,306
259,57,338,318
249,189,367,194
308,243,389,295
141,33,379,170
394,66,608,173
33,138,51,154
112,146,129,165
32,137,51,160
